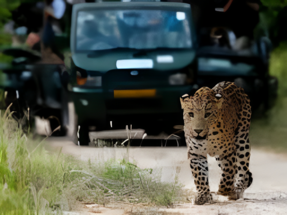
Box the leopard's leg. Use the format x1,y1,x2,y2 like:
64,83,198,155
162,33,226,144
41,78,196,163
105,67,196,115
244,169,253,189
232,118,253,200
189,153,212,205
216,151,236,197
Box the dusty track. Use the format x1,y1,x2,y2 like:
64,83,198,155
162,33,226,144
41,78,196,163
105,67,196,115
46,138,287,215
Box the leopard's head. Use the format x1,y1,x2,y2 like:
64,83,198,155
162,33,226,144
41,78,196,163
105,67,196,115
180,87,223,140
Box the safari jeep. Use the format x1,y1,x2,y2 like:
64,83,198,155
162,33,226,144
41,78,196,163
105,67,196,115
68,2,197,144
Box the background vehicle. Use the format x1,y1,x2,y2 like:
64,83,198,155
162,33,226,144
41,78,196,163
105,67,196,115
0,48,68,135
186,0,278,108
195,27,277,109
68,2,197,144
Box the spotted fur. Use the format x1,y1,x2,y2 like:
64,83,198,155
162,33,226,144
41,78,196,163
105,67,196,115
180,81,252,205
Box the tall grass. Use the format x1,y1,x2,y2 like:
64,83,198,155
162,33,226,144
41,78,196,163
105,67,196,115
0,108,183,214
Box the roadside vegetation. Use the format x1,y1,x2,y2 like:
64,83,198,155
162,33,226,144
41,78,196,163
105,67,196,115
0,108,184,214
250,43,287,151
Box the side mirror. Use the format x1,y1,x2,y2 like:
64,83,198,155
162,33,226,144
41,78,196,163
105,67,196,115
12,57,28,65
3,48,41,65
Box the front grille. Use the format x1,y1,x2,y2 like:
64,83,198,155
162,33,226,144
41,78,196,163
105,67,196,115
103,69,170,89
106,98,161,110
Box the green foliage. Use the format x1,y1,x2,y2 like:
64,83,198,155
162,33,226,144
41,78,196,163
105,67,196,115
250,43,287,151
0,0,20,27
0,33,12,47
258,2,287,45
0,52,13,64
0,109,184,214
100,159,182,206
261,0,287,8
269,43,287,94
0,146,16,191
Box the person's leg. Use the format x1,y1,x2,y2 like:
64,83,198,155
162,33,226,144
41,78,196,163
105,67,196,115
232,36,251,51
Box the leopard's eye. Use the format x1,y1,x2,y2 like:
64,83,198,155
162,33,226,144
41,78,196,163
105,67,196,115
189,112,194,118
205,113,211,118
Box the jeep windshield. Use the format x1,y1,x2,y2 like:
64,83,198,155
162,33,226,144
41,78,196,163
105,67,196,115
76,9,192,51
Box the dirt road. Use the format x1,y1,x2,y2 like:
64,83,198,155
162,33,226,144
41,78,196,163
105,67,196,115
47,138,287,215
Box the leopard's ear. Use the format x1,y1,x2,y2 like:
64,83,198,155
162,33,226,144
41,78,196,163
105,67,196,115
180,94,190,109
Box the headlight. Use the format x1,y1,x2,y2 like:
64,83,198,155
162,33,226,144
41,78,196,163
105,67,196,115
76,70,87,85
77,71,102,87
169,73,187,85
84,76,102,87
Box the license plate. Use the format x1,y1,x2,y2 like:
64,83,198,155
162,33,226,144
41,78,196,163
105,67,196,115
114,89,156,98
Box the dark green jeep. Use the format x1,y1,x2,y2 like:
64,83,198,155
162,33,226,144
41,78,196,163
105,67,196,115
68,2,197,144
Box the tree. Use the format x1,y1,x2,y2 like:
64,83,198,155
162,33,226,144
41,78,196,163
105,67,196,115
261,0,287,8
258,0,287,46
0,0,20,27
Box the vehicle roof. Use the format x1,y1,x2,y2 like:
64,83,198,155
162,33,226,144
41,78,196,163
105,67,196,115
72,2,191,11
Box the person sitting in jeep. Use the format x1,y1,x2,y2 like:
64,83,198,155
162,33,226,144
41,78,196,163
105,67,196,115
184,0,261,49
185,0,260,38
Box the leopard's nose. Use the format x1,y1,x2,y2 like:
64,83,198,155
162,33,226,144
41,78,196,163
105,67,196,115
194,129,203,134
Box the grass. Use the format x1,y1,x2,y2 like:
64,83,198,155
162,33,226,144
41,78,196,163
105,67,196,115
250,42,287,151
0,108,184,214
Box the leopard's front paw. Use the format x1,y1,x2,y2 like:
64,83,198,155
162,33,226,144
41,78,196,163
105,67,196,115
228,188,244,200
194,193,213,205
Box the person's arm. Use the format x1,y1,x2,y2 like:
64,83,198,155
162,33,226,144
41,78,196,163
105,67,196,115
44,0,66,20
246,0,260,11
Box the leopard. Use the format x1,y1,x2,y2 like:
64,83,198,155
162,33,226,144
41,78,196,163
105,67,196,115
180,81,253,205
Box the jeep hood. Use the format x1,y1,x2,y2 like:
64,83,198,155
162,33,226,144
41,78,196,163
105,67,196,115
72,49,195,72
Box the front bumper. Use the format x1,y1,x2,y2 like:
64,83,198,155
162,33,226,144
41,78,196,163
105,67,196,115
70,85,194,127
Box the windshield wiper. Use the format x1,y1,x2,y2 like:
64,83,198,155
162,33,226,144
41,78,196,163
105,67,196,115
133,50,148,57
87,47,137,58
86,47,191,58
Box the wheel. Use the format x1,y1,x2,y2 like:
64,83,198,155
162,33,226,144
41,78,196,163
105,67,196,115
61,88,72,136
143,122,162,136
70,117,90,146
77,124,90,146
63,99,90,146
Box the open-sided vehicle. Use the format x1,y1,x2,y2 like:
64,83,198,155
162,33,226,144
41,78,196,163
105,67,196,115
0,48,68,135
68,2,197,144
186,0,278,108
195,27,277,109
